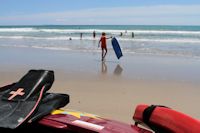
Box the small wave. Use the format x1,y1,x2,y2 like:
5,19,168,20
1,35,200,44
31,46,72,51
0,28,200,36
0,36,97,41
121,38,200,43
0,44,72,51
132,30,200,35
123,50,200,59
0,28,116,33
0,36,25,39
0,28,37,32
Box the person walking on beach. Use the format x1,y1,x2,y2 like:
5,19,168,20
98,32,112,61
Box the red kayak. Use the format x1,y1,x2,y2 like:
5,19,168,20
0,70,200,133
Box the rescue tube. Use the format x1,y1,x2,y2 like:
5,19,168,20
133,104,200,133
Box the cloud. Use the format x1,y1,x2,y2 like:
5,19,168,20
0,5,200,25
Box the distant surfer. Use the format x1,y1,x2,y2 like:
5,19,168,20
120,32,123,36
98,32,112,61
93,30,96,38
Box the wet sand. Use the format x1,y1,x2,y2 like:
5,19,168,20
0,47,200,123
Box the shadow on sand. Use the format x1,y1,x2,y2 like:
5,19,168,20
101,61,123,76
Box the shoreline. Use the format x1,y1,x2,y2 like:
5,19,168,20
1,46,200,81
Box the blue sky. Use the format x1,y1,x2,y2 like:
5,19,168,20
0,0,200,25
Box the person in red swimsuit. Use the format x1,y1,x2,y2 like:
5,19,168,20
98,32,112,61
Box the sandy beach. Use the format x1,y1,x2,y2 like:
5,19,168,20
0,46,200,124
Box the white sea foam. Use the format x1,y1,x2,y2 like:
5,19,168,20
0,36,25,39
0,36,97,41
129,30,200,35
0,35,200,44
0,28,37,32
0,28,200,35
31,46,72,51
121,38,200,43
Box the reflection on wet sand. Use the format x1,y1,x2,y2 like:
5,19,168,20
101,61,123,76
101,61,107,74
113,64,123,76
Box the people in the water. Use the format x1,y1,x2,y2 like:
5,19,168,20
80,33,83,40
93,30,96,38
132,32,134,38
98,32,112,61
118,31,135,38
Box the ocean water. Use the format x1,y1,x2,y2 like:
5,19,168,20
0,25,200,58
